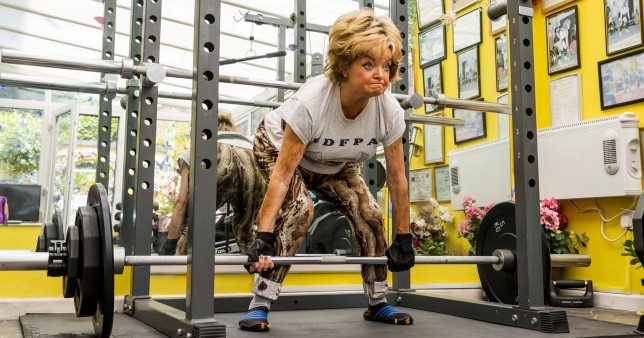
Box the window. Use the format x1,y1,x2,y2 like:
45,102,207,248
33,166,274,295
0,108,44,184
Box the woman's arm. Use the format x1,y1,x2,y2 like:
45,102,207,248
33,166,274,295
383,137,409,235
256,124,307,232
167,164,190,239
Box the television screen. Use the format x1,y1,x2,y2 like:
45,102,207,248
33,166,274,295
0,184,41,222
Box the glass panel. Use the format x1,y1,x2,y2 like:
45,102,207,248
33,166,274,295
51,90,100,105
0,107,44,184
0,86,45,101
67,114,120,228
154,119,190,216
50,112,72,226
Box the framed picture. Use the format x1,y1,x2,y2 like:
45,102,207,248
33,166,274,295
424,113,444,164
422,63,443,113
549,74,582,126
419,24,447,67
598,48,644,110
457,46,480,99
453,8,482,53
489,0,507,35
547,6,580,75
433,165,451,202
542,0,576,13
496,94,510,140
452,0,478,12
495,34,508,92
417,0,444,29
453,105,487,144
409,168,433,202
604,0,643,55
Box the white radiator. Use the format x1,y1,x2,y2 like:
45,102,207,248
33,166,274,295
537,112,641,200
446,113,642,209
448,139,512,210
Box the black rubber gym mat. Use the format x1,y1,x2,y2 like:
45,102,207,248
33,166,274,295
19,313,166,337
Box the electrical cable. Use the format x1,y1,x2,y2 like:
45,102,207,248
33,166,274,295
569,196,638,242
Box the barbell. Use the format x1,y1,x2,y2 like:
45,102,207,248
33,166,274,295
0,48,511,115
0,183,591,337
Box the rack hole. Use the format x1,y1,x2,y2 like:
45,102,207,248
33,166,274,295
204,14,216,24
201,159,212,170
202,100,213,110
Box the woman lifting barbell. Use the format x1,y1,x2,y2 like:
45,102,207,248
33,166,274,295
239,9,415,332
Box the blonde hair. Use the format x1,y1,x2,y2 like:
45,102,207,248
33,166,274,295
218,110,238,131
324,9,403,83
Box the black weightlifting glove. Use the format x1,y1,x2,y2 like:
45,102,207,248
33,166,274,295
159,238,178,256
385,233,415,272
244,232,277,274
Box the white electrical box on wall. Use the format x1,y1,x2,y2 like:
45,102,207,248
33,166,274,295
448,140,512,211
538,113,641,200
445,113,641,210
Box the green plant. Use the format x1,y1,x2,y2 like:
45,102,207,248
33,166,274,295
622,239,642,270
0,109,42,183
410,198,452,256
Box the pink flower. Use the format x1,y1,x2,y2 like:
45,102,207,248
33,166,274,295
458,220,470,236
461,196,477,209
541,209,560,231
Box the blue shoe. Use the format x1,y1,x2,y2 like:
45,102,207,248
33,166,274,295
239,306,270,332
363,303,413,325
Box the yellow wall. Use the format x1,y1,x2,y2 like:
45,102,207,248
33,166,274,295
410,0,644,296
1,1,642,300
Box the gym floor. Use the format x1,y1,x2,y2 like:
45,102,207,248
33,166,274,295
0,297,641,337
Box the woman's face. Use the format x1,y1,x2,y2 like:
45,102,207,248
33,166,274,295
344,49,393,97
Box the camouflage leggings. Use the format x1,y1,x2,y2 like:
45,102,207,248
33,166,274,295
254,122,387,285
176,143,265,255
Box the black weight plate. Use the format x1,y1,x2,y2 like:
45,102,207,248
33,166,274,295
88,183,114,338
44,222,57,250
476,202,551,305
63,226,80,298
74,206,101,317
36,234,45,252
53,209,64,242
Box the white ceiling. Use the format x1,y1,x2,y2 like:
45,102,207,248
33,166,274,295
0,0,391,115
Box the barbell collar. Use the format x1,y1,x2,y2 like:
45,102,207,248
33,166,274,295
120,58,135,79
492,249,515,271
141,63,166,87
113,247,125,274
102,74,119,99
399,93,424,110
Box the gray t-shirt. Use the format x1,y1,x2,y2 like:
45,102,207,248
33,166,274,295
177,150,190,174
264,75,405,174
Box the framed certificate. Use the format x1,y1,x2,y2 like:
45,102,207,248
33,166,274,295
433,165,451,202
409,168,433,202
549,74,582,126
423,115,444,164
